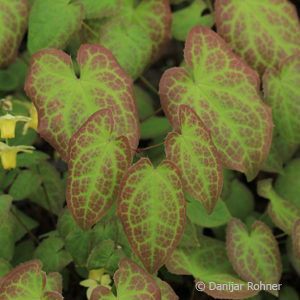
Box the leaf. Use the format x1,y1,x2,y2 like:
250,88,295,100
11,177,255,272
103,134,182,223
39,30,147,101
25,44,140,161
159,26,273,181
9,170,42,201
79,0,121,19
165,235,257,299
257,179,300,234
87,240,114,269
114,258,161,300
16,151,49,168
172,0,215,41
293,218,300,260
81,0,172,79
30,161,65,215
0,195,12,228
11,240,34,267
287,236,300,277
0,260,47,299
0,213,16,261
0,0,29,68
90,286,116,300
274,158,300,208
225,179,255,220
42,291,63,300
134,85,154,121
227,218,281,295
67,109,132,230
186,194,231,228
140,117,171,139
263,55,300,143
0,258,11,279
215,0,300,75
118,158,186,274
45,272,63,294
0,169,18,190
155,278,178,300
165,105,222,213
28,0,84,54
34,237,72,273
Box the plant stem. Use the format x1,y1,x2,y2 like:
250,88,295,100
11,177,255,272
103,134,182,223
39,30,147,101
140,75,159,95
275,232,287,239
11,209,39,244
82,21,99,39
137,141,165,152
141,107,163,123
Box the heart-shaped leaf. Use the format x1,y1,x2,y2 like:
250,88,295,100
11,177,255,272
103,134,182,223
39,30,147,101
25,44,139,161
227,218,281,295
90,286,116,300
0,260,62,300
80,0,121,19
0,0,29,68
155,278,178,300
165,235,257,299
67,109,132,231
215,0,300,75
257,179,300,234
293,218,300,260
81,0,172,79
263,55,300,143
0,195,12,227
45,272,63,294
159,26,273,181
28,0,84,54
165,105,222,214
118,158,186,274
114,258,161,299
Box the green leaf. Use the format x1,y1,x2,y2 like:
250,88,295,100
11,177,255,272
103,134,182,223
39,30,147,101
0,169,18,190
28,0,84,54
114,258,161,299
0,213,16,261
57,207,80,239
81,0,172,79
0,260,46,299
186,194,231,228
0,258,11,279
0,0,29,68
165,105,223,213
25,44,139,160
9,170,42,201
67,109,132,230
118,158,186,274
90,286,116,300
30,161,64,215
159,26,273,181
225,179,255,220
0,195,12,227
274,158,300,208
80,0,121,19
165,235,257,299
17,151,49,168
215,0,300,75
279,285,299,300
227,218,281,295
140,117,171,139
287,236,300,276
34,237,72,273
263,55,300,143
257,179,300,234
11,240,35,266
155,278,179,300
293,218,300,260
172,0,214,41
134,85,154,121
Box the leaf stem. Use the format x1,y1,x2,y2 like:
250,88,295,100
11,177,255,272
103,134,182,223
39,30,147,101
82,21,99,39
141,107,163,123
10,209,39,244
139,75,159,96
136,141,165,152
275,232,287,239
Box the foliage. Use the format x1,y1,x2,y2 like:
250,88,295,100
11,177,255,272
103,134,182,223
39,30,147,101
0,0,299,299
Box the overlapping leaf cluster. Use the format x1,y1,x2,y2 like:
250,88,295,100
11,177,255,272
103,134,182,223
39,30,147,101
0,0,300,299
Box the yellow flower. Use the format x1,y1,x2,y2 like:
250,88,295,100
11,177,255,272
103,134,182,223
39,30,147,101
0,114,31,139
0,142,35,169
23,104,38,134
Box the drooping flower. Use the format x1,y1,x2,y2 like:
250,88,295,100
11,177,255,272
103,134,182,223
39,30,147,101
0,114,31,139
0,142,35,169
23,104,38,134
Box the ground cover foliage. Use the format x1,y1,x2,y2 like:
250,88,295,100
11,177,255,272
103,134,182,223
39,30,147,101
0,0,300,299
